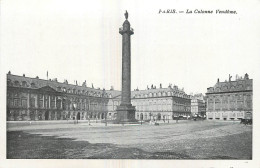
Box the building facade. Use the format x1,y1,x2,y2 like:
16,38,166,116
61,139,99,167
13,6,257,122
7,73,191,121
206,73,253,120
107,84,191,121
7,72,110,121
190,93,206,117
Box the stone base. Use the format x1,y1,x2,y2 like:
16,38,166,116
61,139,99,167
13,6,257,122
116,104,136,123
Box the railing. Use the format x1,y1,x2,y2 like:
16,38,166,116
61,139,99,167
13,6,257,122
119,27,134,32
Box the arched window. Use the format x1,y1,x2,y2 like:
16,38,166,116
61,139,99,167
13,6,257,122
230,86,235,91
222,86,228,91
140,113,143,120
237,84,243,90
14,81,20,87
22,81,27,87
215,87,220,92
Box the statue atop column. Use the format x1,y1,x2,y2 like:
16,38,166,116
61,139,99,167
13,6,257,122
124,10,128,20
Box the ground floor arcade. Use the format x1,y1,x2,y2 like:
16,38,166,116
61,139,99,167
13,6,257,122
7,109,107,121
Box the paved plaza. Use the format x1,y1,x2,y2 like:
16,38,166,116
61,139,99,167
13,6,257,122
7,120,252,159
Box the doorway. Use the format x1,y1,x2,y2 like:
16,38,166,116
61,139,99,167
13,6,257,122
77,112,80,120
45,111,49,120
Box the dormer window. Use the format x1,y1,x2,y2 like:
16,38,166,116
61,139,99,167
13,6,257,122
57,87,61,91
7,80,12,86
14,81,20,87
31,83,36,88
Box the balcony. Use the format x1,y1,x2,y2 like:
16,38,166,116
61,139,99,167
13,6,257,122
119,27,134,34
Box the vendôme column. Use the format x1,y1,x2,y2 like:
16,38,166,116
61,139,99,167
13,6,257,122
116,11,136,123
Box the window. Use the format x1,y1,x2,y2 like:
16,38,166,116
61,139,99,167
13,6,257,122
39,100,43,108
14,81,20,87
246,95,252,109
22,99,27,108
31,83,36,88
222,97,228,110
51,101,55,108
229,95,236,110
237,95,244,110
7,99,13,106
14,99,20,106
22,81,27,87
30,98,35,107
208,99,214,111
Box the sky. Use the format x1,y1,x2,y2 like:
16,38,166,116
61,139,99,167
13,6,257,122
1,0,260,95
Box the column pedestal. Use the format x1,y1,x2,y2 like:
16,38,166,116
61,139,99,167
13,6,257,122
116,104,136,123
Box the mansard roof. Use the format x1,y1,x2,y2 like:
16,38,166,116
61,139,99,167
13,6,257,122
7,73,191,99
207,75,253,94
7,74,108,98
131,87,190,99
106,90,121,99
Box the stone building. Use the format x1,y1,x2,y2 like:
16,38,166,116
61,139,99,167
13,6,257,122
190,93,206,117
6,73,191,121
206,73,253,120
7,72,110,121
107,84,191,121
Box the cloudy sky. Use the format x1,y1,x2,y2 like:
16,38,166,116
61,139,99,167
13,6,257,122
1,0,260,94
